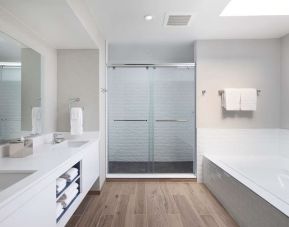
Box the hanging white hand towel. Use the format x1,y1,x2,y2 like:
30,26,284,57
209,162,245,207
222,89,241,111
70,107,83,135
32,107,41,134
240,88,257,111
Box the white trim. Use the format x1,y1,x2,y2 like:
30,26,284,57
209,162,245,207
105,41,109,179
106,174,196,179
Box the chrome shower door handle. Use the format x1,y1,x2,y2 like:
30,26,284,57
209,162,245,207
155,119,188,122
114,120,148,122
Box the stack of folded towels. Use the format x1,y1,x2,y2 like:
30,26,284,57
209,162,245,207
61,167,79,182
56,177,67,194
58,182,79,208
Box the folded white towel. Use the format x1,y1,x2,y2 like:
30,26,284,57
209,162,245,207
61,168,79,182
240,88,257,111
56,202,64,218
57,202,63,211
60,183,78,199
56,178,67,193
59,189,79,208
222,88,241,111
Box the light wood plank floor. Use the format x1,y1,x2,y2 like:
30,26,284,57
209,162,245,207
66,181,238,227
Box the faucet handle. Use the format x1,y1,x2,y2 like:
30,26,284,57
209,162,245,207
53,133,65,144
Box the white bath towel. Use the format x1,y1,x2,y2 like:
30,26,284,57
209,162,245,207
58,188,79,208
70,107,83,135
56,202,64,218
240,88,257,111
32,107,42,134
60,183,79,200
56,178,67,193
61,167,79,182
222,88,241,111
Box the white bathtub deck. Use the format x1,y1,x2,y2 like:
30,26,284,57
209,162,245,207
204,154,289,217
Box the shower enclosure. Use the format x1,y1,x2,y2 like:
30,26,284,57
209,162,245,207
0,63,21,140
107,64,196,176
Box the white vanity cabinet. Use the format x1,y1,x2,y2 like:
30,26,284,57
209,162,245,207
0,139,99,227
0,182,56,227
81,141,99,192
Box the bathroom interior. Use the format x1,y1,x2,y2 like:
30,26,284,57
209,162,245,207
0,0,289,227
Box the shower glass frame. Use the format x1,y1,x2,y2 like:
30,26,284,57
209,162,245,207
106,64,197,178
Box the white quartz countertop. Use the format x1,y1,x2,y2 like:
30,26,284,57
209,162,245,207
204,154,289,217
0,133,99,221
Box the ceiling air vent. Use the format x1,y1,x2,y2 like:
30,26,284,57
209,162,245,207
164,14,192,26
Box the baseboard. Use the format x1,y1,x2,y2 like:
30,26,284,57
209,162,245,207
88,190,101,195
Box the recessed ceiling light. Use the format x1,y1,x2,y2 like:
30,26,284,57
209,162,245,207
144,15,153,21
220,0,289,16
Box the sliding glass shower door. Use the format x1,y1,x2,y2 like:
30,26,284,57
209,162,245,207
108,68,150,173
108,66,195,174
152,68,195,173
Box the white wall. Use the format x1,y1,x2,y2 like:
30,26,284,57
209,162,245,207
57,49,99,132
0,6,57,133
62,0,107,190
280,34,289,129
108,42,194,63
196,39,281,129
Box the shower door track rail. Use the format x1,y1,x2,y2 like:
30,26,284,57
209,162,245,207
107,63,196,68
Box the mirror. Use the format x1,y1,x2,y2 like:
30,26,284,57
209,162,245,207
0,31,41,142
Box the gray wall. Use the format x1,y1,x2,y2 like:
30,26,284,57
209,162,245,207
21,48,41,131
281,34,289,129
57,49,99,132
195,39,281,128
108,42,194,63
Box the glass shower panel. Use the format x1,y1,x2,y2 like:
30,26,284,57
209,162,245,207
108,67,150,173
152,67,195,173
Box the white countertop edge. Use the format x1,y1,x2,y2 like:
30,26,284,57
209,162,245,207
203,154,289,217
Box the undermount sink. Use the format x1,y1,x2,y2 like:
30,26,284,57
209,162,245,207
55,140,89,149
0,170,36,192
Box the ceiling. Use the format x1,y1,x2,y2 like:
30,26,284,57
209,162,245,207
0,0,96,49
86,0,289,43
0,0,289,48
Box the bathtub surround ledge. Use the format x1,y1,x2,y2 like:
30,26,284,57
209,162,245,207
203,157,289,227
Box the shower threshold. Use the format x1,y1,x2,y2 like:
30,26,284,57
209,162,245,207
108,161,194,174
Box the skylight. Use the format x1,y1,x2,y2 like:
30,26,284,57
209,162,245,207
220,0,289,16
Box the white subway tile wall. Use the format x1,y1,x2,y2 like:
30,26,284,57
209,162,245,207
197,128,289,181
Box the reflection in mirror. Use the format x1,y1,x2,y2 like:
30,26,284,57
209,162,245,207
0,31,41,143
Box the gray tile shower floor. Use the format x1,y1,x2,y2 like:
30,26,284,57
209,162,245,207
108,161,194,173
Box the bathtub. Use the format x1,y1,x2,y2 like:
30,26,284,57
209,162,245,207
203,154,289,227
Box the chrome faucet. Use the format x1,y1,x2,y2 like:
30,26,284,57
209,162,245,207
53,133,65,144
